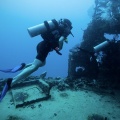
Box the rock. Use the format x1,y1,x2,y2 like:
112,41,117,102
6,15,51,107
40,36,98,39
57,81,69,91
87,114,109,120
39,71,47,79
54,113,57,116
38,104,42,108
55,76,61,80
38,79,50,95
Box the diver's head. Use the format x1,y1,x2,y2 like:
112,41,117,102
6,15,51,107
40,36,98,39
62,18,73,30
59,18,74,37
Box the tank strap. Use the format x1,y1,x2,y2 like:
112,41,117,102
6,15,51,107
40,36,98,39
44,21,51,32
52,19,59,29
44,19,59,32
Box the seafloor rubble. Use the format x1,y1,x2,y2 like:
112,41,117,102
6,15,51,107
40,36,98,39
68,0,120,89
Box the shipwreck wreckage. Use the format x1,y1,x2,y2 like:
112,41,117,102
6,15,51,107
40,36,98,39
68,0,120,88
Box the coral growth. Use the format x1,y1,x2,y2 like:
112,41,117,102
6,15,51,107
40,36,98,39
6,115,24,120
14,92,29,102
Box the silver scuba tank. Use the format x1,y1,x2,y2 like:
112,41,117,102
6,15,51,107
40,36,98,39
27,19,59,37
93,40,110,52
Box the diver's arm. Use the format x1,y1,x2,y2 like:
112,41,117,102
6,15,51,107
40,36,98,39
59,36,67,51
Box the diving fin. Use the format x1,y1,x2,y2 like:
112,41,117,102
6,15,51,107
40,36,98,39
0,78,13,102
11,63,26,72
0,63,26,73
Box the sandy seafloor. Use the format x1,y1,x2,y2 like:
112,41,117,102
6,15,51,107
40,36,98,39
0,87,120,120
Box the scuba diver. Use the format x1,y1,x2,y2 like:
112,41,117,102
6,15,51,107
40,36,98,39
0,18,73,101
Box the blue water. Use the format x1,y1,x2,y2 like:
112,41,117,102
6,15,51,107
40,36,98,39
0,0,94,78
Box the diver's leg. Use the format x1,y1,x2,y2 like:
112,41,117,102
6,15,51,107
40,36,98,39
11,59,45,86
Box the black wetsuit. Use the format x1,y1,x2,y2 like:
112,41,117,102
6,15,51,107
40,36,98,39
36,27,71,62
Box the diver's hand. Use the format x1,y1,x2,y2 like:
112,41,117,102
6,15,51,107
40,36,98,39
64,38,68,43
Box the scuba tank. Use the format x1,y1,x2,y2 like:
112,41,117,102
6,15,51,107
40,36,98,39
27,19,59,37
93,40,110,52
27,19,73,55
27,18,73,37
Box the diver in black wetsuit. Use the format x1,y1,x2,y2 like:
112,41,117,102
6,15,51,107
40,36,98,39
11,19,73,86
0,18,73,101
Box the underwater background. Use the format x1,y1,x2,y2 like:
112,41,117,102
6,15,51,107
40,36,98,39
0,0,94,78
0,1,120,120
